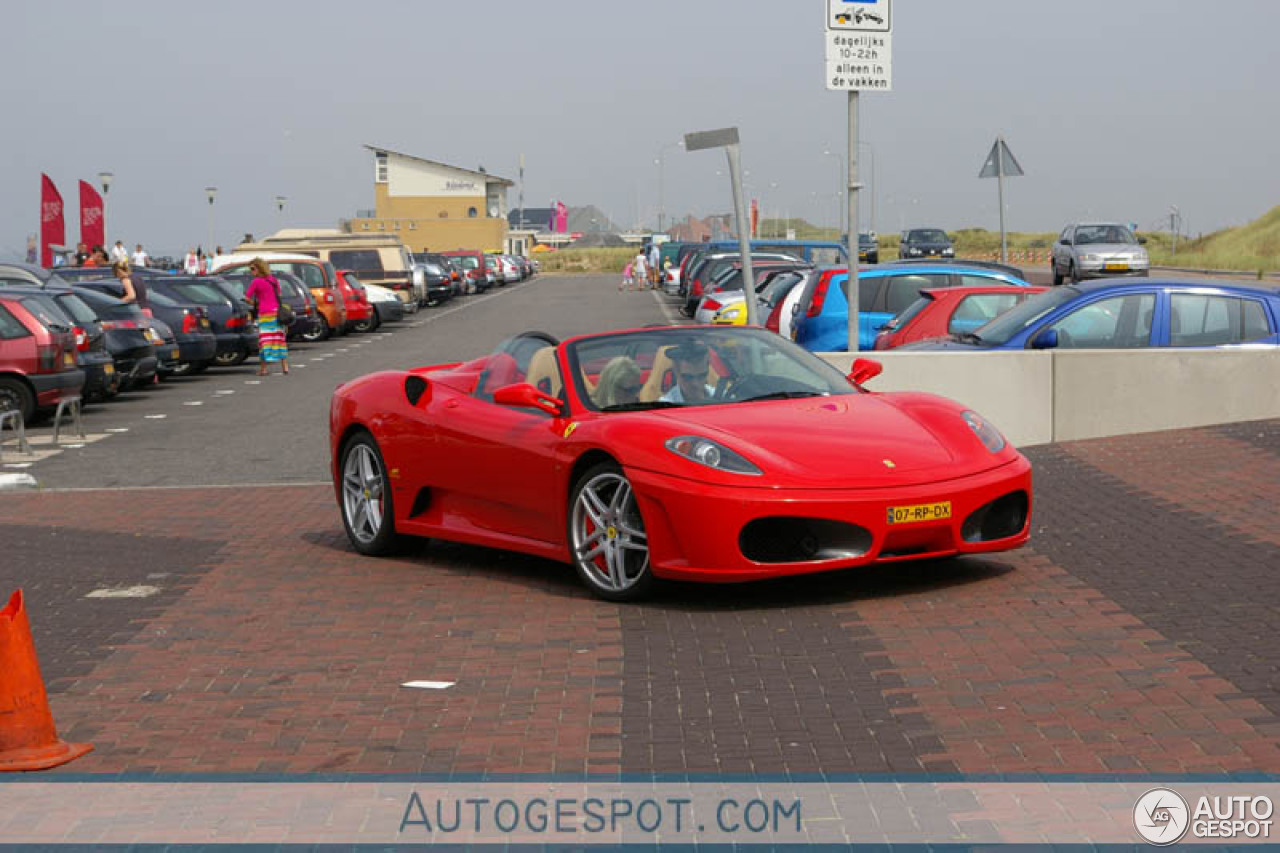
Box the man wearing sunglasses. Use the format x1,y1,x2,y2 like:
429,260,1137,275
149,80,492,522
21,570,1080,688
660,341,714,405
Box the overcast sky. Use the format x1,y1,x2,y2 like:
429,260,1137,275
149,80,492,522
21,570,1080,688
5,0,1277,258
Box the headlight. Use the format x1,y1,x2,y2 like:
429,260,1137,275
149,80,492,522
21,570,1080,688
943,247,955,256
665,435,762,475
908,247,922,255
962,410,1006,453
719,306,742,319
1081,253,1099,262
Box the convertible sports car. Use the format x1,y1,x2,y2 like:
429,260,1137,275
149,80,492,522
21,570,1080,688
330,326,1033,600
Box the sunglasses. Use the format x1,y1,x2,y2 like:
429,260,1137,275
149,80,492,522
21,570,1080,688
678,371,705,383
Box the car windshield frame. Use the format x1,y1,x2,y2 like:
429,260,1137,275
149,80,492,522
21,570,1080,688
909,229,950,243
566,326,858,413
972,285,1080,345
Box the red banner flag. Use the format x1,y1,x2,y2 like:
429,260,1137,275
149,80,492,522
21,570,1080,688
750,199,759,238
79,180,104,251
40,174,65,268
554,201,569,234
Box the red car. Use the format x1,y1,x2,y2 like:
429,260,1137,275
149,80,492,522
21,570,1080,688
873,285,1049,350
0,293,85,421
336,270,375,332
329,326,1032,600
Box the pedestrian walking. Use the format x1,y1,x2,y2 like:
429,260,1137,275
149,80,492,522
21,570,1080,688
25,234,37,264
647,241,661,288
620,260,634,291
109,241,129,263
244,258,290,376
633,251,648,290
184,248,200,275
131,244,149,267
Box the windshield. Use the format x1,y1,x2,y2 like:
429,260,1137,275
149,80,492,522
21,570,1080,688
909,229,949,243
454,256,479,270
1074,224,1137,245
167,282,232,306
568,327,856,412
21,296,72,330
50,292,100,325
883,295,934,332
972,286,1079,345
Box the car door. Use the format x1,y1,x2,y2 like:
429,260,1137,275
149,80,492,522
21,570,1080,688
1166,292,1276,347
1034,292,1156,349
947,292,1024,336
428,341,565,544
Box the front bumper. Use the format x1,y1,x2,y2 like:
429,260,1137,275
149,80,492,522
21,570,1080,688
627,459,1032,582
1077,260,1150,279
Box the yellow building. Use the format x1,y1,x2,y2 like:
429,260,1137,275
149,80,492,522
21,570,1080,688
345,145,513,253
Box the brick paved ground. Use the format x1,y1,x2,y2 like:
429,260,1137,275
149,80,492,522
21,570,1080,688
2,419,1279,776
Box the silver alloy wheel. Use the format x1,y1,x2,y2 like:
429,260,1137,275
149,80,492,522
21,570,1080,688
342,443,386,545
571,471,649,593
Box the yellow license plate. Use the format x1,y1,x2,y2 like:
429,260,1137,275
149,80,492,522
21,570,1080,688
1104,262,1129,271
886,501,952,525
63,352,75,366
201,319,210,328
172,348,181,360
104,364,115,375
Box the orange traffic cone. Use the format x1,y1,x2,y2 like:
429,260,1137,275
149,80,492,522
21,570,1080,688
0,589,92,771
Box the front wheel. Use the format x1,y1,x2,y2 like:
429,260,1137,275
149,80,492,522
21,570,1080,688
352,313,378,333
301,315,330,343
0,377,35,422
339,433,401,556
213,348,247,367
569,462,654,601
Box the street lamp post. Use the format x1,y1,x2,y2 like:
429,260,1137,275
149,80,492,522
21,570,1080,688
822,148,844,237
98,171,114,244
858,142,876,236
275,195,286,229
205,187,218,253
684,127,759,327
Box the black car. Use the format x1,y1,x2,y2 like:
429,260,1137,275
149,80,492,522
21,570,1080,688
898,228,955,260
0,285,118,402
146,277,257,367
71,288,159,390
213,269,320,342
70,280,219,376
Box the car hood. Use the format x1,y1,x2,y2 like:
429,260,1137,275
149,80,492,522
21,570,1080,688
638,394,996,488
897,339,985,351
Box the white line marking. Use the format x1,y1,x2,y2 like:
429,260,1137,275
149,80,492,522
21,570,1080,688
86,585,161,599
401,681,455,690
652,289,686,326
105,428,130,434
0,473,38,490
60,444,85,450
144,414,168,419
215,390,235,395
184,401,204,406
245,380,261,385
3,463,33,470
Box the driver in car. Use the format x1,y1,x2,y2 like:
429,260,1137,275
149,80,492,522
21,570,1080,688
660,341,715,405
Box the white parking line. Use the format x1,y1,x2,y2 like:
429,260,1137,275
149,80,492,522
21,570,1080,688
652,289,686,326
401,681,455,690
106,428,130,434
144,414,168,419
245,380,261,385
215,390,236,395
184,401,204,406
85,585,161,599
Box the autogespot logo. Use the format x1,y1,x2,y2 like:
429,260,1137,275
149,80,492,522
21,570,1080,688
1134,788,1190,845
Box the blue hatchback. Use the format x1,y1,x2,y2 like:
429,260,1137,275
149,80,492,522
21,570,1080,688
901,280,1280,351
791,264,1032,352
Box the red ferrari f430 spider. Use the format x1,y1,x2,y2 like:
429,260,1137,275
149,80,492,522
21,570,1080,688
330,326,1032,600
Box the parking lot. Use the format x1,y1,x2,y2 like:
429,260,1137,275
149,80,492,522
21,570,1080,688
2,271,1279,777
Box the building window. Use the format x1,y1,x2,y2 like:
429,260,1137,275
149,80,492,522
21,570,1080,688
393,222,400,230
375,152,388,183
409,222,416,230
378,222,385,230
439,210,448,218
361,222,369,230
468,207,478,218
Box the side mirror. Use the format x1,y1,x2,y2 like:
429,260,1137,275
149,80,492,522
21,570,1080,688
848,357,884,386
493,382,563,416
1137,236,1148,244
1031,328,1059,350
1061,237,1073,246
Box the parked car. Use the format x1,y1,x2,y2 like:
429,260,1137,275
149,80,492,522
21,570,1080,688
234,234,425,310
901,280,1280,351
694,261,814,324
859,233,879,264
70,288,159,389
362,283,406,325
440,250,491,294
682,252,803,316
330,270,374,332
413,253,464,297
413,260,455,306
711,269,812,327
873,285,1049,350
69,280,218,377
216,269,320,342
212,253,348,341
791,265,1032,352
142,277,258,367
1051,222,1150,284
898,228,955,260
0,291,86,420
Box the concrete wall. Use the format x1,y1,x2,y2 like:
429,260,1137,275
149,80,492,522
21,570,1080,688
820,349,1280,447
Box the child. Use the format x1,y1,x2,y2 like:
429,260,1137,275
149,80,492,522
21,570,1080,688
621,260,634,291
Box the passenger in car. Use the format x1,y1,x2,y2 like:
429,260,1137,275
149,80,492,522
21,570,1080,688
660,342,714,405
594,356,643,408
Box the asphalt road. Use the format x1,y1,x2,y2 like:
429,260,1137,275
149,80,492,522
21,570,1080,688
11,275,677,489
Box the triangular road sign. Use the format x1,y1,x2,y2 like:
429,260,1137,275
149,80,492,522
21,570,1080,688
979,138,1024,178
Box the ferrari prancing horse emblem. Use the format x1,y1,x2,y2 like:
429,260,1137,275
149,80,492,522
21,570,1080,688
563,422,579,438
883,459,896,469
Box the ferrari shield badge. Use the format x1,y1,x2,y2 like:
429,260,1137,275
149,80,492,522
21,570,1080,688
882,459,896,469
563,422,579,438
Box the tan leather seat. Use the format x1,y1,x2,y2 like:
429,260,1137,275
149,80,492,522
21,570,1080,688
524,346,563,397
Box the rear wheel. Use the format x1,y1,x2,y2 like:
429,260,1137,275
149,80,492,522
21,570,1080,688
0,377,35,422
300,315,330,343
1051,260,1063,286
568,462,654,601
214,348,247,367
352,313,378,333
339,433,402,556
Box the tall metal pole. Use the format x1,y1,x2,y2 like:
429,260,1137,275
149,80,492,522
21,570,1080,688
847,91,861,353
658,153,666,233
725,143,758,327
997,136,1007,264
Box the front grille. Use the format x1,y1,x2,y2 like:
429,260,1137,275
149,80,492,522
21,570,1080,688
740,517,873,564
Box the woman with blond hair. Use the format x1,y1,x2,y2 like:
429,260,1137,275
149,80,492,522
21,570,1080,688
593,356,643,408
243,258,290,376
112,259,144,305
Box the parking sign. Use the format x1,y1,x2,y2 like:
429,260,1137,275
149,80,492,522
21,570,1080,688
827,0,891,32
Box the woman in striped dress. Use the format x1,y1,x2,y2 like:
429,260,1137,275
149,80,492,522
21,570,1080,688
244,258,290,376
